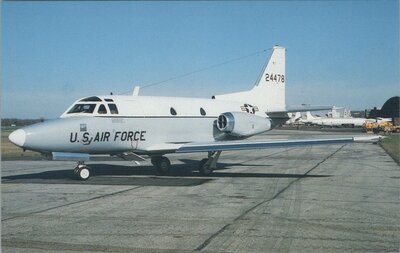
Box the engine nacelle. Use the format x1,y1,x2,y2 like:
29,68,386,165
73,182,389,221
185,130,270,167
217,112,272,137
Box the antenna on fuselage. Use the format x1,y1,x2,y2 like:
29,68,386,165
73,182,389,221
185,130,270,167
132,86,140,96
118,49,269,95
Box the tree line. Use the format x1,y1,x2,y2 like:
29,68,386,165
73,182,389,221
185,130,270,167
1,118,45,127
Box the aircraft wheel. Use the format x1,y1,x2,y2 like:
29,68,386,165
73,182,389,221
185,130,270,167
151,157,161,166
155,157,170,175
198,158,213,176
75,166,90,180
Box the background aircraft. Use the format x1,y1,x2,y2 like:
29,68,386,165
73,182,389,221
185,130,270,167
302,111,368,128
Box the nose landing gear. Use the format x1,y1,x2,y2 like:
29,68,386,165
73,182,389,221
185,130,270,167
74,162,90,180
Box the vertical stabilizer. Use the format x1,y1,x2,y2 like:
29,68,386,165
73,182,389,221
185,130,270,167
215,46,286,111
306,111,315,120
255,46,286,88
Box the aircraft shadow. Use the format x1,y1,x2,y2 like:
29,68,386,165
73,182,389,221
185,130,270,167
179,159,272,170
2,162,330,186
1,165,209,186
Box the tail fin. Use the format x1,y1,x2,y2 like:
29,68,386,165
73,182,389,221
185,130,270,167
306,111,315,120
214,46,286,111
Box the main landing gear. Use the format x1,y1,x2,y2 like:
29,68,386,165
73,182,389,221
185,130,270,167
151,156,171,175
74,162,90,180
150,151,222,176
198,151,222,176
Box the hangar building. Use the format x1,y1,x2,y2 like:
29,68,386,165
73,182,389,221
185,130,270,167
368,96,400,118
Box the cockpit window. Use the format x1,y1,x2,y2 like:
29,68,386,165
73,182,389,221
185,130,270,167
108,104,119,114
68,104,96,114
79,96,102,102
98,104,107,114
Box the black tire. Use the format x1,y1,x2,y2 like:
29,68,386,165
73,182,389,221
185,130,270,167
198,158,213,176
76,166,90,180
155,157,170,175
151,157,161,166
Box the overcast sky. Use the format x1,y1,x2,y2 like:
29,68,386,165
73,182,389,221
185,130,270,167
2,1,399,118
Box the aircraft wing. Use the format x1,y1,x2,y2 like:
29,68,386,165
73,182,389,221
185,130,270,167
176,136,380,153
51,136,380,161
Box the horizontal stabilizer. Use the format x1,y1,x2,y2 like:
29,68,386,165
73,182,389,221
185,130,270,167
269,105,332,114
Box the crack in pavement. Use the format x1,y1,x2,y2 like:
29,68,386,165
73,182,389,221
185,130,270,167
195,145,346,251
2,186,143,222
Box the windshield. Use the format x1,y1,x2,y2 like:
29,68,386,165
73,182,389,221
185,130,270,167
79,96,102,102
68,104,96,114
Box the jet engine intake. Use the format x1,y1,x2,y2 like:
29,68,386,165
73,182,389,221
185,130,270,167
217,112,271,137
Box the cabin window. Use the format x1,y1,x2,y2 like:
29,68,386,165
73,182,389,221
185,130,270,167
108,104,119,114
170,107,177,116
105,98,114,102
98,104,107,114
68,104,96,114
79,96,102,102
200,108,206,116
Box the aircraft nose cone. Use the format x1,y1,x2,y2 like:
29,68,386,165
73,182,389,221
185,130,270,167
8,129,26,147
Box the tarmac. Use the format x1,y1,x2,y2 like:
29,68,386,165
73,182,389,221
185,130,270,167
2,130,399,252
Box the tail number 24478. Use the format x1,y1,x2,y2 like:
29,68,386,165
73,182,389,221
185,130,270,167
265,74,284,83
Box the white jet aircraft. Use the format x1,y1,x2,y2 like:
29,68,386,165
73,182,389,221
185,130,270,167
285,112,302,125
304,111,369,128
8,46,377,180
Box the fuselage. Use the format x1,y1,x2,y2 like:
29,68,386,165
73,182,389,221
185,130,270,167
10,95,275,155
312,117,367,127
